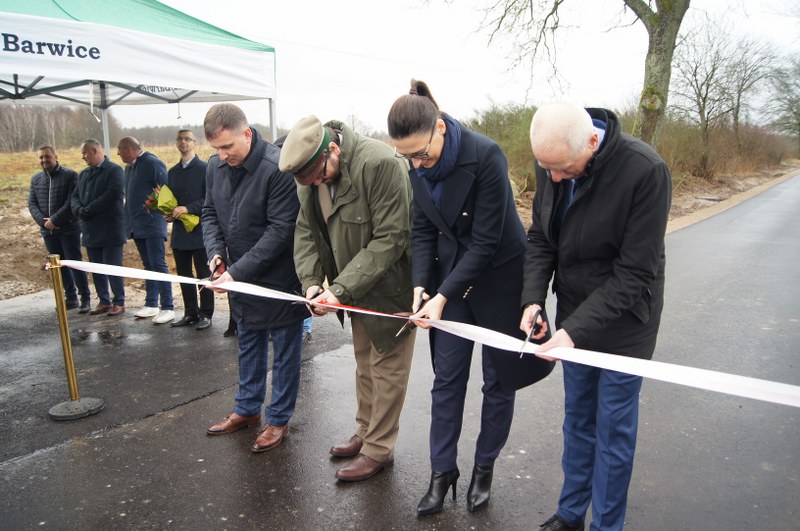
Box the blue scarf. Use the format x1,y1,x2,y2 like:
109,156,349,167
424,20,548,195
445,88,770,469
417,113,462,209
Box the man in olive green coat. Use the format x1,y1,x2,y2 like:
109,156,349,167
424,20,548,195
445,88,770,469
280,116,415,483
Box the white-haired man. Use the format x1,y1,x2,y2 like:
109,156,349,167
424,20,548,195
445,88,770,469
521,102,672,531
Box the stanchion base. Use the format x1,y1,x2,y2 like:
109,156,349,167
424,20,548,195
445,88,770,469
49,397,105,421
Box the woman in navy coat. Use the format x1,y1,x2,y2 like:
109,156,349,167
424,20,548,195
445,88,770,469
387,80,552,516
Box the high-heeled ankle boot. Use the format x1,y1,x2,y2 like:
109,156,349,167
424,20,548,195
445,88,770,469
417,468,460,516
466,463,493,512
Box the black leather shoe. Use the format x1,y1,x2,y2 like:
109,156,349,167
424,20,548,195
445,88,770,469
196,317,212,330
78,300,91,314
66,300,79,310
223,319,237,337
466,463,493,512
417,468,460,516
170,315,199,327
540,514,585,530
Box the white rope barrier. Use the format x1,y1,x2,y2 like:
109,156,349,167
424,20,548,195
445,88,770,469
58,260,800,408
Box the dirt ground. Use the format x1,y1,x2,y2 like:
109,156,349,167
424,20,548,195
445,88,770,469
2,162,798,303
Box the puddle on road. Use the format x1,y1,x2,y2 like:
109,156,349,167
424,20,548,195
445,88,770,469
74,329,149,345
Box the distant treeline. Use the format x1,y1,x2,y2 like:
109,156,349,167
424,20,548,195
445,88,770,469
0,105,279,152
1,104,795,187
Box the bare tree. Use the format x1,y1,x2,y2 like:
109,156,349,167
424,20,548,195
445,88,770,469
479,0,690,145
726,38,775,149
670,24,733,177
768,55,800,153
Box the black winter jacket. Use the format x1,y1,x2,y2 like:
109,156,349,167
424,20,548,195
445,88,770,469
522,108,672,359
28,164,80,236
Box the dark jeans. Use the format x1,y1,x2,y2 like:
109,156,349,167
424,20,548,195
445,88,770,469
234,320,303,426
173,247,213,318
86,245,125,306
134,237,173,310
42,231,90,303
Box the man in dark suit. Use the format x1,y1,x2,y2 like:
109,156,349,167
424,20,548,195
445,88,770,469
165,130,213,331
118,137,174,324
521,103,671,531
71,139,126,316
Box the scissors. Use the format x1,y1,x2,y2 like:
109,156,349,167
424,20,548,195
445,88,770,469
519,307,542,357
396,290,425,337
295,288,324,316
199,259,226,290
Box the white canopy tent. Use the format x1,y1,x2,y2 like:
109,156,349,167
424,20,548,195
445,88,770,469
0,0,277,148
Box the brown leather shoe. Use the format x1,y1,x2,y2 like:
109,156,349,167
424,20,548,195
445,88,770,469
206,412,261,435
89,303,111,315
251,424,289,452
107,305,125,316
335,454,391,482
329,434,364,458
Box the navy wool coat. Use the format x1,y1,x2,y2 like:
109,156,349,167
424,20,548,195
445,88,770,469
202,128,307,329
71,157,126,248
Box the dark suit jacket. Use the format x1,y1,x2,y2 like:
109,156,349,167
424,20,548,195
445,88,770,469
410,125,553,390
167,155,207,251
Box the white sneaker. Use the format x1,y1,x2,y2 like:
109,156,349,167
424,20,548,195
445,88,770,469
135,306,159,318
153,309,175,324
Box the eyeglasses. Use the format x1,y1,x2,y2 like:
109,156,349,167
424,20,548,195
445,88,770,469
394,124,436,161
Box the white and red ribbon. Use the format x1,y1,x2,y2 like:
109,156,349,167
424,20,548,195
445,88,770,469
56,260,800,409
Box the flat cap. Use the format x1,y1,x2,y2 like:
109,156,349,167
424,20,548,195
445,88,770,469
278,115,330,174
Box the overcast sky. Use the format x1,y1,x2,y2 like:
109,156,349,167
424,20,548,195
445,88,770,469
111,0,799,135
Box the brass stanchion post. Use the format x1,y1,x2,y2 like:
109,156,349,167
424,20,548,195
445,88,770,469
47,254,104,420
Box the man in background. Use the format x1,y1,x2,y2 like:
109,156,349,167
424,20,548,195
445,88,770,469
165,130,213,330
71,139,126,316
118,137,174,324
202,103,307,453
29,145,91,313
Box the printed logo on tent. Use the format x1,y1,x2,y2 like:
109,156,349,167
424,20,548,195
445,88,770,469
2,32,100,59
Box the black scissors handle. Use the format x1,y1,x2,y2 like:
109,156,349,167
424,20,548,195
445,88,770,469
519,307,542,357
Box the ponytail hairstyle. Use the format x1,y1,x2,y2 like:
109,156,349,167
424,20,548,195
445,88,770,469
387,79,441,139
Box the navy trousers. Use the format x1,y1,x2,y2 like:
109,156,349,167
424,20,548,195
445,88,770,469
86,245,125,306
233,320,303,426
428,299,516,472
556,361,643,531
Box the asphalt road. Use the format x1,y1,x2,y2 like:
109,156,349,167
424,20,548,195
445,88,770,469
0,174,797,530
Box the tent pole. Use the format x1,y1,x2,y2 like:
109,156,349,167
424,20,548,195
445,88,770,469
101,108,110,152
99,82,111,151
269,98,277,142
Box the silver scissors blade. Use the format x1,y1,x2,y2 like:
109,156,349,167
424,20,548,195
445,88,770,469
519,308,542,357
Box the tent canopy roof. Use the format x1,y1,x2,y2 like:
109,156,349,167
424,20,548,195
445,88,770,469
0,0,276,108
1,0,273,53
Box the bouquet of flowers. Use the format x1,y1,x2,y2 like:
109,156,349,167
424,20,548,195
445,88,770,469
144,185,200,232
